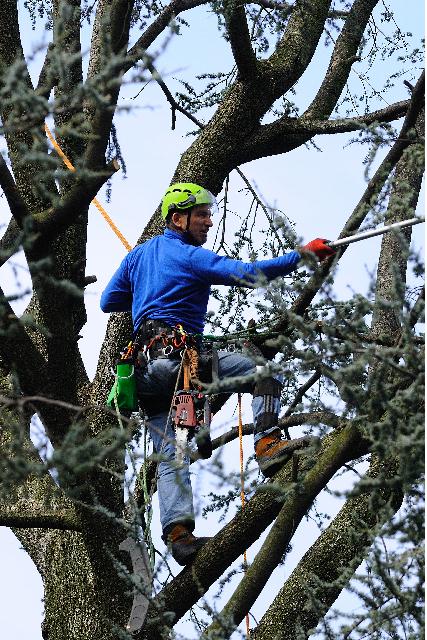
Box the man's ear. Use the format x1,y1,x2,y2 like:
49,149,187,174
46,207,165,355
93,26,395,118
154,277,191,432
171,211,187,230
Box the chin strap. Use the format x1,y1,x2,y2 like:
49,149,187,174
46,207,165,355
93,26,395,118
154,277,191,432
185,210,192,231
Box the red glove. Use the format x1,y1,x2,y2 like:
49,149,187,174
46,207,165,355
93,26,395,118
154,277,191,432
301,238,336,261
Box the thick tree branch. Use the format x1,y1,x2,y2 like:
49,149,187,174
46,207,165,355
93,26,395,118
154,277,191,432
265,0,332,92
31,160,119,243
139,424,368,639
303,0,380,120
36,43,56,99
0,407,81,576
223,0,258,80
251,457,403,639
0,287,47,392
87,0,110,81
51,0,85,181
0,154,30,227
370,140,425,341
254,99,410,152
0,0,52,218
0,511,81,531
84,0,135,170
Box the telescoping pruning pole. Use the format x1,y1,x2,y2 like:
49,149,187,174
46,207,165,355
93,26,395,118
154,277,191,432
328,216,425,249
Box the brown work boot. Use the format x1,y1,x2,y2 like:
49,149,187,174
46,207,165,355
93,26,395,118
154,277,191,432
163,524,211,566
255,429,313,478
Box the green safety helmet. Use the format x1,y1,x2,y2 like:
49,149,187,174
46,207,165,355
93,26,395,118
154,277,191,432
161,182,216,220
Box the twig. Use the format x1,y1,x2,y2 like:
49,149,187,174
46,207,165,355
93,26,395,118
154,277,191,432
283,370,322,418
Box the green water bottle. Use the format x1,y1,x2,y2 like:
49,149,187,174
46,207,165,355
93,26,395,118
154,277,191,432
107,359,138,412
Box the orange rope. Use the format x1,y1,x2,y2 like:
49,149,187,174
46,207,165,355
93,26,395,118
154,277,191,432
44,123,132,252
238,393,250,637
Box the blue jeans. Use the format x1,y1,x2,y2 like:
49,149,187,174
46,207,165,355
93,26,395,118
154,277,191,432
136,350,282,532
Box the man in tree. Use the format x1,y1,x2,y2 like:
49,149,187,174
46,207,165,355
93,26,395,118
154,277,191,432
100,182,335,565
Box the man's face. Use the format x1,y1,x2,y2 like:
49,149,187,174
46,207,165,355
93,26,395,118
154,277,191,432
172,204,214,246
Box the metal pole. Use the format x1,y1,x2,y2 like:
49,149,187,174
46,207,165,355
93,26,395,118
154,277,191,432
328,217,425,249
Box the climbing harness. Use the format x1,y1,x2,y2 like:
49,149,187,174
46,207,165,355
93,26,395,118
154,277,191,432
134,319,214,464
136,321,192,361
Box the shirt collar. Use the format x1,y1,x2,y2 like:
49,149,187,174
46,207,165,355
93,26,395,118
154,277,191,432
164,227,192,244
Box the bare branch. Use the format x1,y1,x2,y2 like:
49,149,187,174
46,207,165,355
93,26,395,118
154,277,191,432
125,0,208,69
148,62,204,130
283,370,321,418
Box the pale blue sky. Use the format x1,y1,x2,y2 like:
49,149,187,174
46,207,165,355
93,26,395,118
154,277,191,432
0,2,424,638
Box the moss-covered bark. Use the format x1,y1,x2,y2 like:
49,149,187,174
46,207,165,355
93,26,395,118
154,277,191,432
0,2,423,640
251,458,403,640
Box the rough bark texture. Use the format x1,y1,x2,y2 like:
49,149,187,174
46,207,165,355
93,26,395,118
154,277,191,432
0,1,424,639
252,457,404,640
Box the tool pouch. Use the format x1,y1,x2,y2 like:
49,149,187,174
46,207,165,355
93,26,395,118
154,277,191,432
107,359,139,412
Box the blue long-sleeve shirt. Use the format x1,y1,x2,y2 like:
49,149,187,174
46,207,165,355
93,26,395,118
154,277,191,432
100,228,301,334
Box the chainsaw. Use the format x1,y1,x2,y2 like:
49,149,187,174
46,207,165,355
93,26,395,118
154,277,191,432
172,390,212,464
